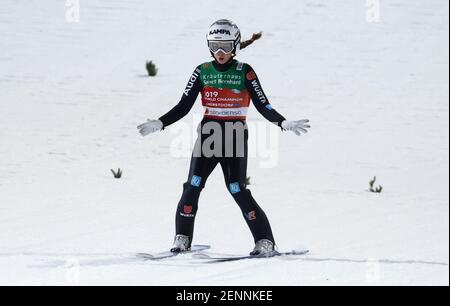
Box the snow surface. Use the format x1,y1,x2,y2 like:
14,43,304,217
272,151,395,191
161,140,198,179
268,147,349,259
0,0,448,285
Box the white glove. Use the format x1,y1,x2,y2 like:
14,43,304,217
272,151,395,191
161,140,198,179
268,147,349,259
281,119,310,136
137,119,163,136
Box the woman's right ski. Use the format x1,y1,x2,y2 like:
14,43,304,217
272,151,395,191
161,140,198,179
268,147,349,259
136,244,210,261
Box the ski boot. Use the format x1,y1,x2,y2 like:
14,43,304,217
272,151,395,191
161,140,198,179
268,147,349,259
250,239,277,257
170,234,191,253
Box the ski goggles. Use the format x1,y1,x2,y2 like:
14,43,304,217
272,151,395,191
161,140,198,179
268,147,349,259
208,40,234,54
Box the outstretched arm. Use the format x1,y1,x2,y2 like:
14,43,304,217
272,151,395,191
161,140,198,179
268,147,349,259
158,66,202,128
245,64,286,128
138,66,202,136
245,64,310,136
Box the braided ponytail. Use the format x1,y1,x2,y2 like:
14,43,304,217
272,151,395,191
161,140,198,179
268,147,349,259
240,32,263,50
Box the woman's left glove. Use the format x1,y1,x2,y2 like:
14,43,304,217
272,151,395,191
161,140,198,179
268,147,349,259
281,119,311,136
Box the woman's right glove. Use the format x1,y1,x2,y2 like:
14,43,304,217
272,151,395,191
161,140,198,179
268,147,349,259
137,119,163,136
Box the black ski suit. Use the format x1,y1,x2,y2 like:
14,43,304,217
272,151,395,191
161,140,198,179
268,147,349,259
158,59,286,246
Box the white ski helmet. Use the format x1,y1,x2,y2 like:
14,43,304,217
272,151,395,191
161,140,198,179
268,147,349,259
206,19,241,55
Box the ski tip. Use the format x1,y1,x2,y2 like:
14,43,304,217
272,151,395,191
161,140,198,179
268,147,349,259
192,244,211,249
292,249,309,255
191,253,211,259
136,253,155,260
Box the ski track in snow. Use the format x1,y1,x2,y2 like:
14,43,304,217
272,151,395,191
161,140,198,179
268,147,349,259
0,252,448,268
0,0,448,285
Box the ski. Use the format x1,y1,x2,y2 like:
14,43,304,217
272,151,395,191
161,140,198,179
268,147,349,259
193,249,309,263
136,244,210,261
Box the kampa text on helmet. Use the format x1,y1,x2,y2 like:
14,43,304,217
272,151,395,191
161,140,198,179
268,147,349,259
209,29,231,35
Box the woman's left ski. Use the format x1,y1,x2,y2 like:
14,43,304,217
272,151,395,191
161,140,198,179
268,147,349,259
193,249,309,263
